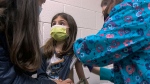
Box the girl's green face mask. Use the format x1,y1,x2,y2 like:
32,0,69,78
50,25,69,41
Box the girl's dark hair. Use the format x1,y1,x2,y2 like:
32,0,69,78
42,13,77,58
0,0,41,72
102,0,123,16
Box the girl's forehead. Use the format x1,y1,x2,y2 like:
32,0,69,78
53,16,66,21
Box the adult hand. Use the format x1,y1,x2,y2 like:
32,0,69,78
55,78,74,84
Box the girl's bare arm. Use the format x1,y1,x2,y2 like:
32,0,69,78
75,60,89,84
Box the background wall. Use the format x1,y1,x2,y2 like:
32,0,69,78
39,0,113,84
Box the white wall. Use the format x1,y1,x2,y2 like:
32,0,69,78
39,0,113,84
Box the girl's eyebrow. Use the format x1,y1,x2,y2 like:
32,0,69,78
52,20,65,22
59,20,67,22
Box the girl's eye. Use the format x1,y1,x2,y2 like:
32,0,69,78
59,22,66,26
52,22,56,26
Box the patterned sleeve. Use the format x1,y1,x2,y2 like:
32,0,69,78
73,0,150,67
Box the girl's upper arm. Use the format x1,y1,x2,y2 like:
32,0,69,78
75,60,86,79
75,60,89,84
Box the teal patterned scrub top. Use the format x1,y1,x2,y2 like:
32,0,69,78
73,0,150,84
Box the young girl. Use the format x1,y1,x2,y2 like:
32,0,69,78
37,13,89,84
